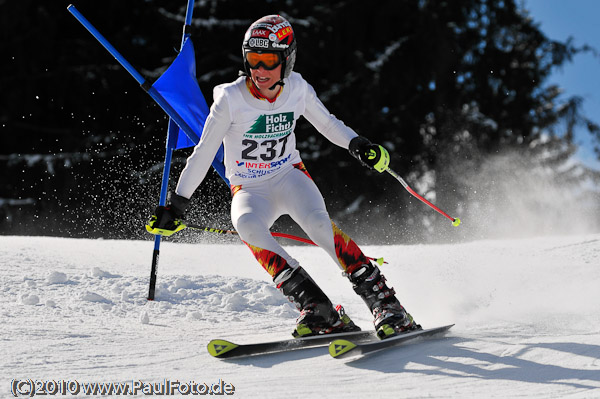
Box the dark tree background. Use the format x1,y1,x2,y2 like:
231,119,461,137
1,0,599,243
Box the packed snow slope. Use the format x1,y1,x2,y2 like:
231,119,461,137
1,234,600,398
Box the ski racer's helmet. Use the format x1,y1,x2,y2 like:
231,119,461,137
242,15,297,82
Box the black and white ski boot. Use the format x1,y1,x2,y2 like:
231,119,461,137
275,266,361,338
347,262,421,339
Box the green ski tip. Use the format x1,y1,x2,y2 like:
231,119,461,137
207,339,238,357
328,339,357,358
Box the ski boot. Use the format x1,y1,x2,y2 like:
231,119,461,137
347,262,421,339
275,266,361,338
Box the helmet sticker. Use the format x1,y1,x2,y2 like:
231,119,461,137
250,20,293,43
248,38,269,48
251,29,269,38
275,26,293,42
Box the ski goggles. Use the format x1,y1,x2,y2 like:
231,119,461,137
245,51,282,70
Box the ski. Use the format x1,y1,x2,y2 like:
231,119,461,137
207,330,377,359
329,324,454,359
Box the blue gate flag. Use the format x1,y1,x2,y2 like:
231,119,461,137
152,38,203,149
152,39,224,163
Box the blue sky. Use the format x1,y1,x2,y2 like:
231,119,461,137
523,0,600,170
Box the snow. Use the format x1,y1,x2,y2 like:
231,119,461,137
1,234,600,398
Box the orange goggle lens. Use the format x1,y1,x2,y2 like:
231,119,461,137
245,52,282,70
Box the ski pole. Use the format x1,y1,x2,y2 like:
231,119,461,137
146,220,385,264
146,221,318,246
386,168,461,226
185,223,318,246
183,223,386,265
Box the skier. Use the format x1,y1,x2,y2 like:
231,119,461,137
149,15,420,338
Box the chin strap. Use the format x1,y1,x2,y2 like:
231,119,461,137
268,80,285,91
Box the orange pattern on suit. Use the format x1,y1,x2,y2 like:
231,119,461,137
293,162,312,180
243,241,289,278
331,221,369,274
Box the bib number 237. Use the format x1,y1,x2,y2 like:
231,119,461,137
241,135,290,161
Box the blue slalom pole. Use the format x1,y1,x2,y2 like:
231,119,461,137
147,0,196,300
147,119,177,300
67,2,198,299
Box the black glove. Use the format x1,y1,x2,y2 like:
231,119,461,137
147,193,190,234
348,136,390,173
